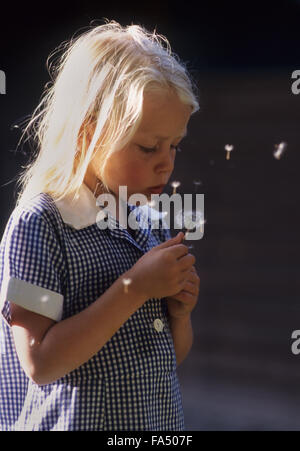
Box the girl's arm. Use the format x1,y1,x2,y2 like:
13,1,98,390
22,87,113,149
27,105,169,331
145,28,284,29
165,265,199,366
10,231,193,386
169,314,194,367
10,268,147,385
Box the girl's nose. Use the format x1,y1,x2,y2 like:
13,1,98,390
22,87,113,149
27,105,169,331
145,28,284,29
156,147,176,173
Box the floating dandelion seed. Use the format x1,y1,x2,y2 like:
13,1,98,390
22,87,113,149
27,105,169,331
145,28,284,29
122,277,132,294
171,181,181,194
273,142,287,160
147,199,156,208
175,209,205,240
41,295,49,303
193,179,202,193
10,124,20,131
224,144,234,160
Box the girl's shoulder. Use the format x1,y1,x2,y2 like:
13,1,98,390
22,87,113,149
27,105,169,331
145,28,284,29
14,192,59,220
0,192,66,327
2,192,64,245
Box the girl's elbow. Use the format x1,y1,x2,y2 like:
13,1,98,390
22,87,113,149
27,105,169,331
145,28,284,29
24,361,60,386
23,363,48,386
29,370,60,386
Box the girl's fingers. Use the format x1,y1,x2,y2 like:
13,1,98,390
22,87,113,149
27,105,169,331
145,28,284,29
180,265,200,292
178,253,196,271
182,280,198,295
182,265,198,277
174,290,195,304
183,271,200,286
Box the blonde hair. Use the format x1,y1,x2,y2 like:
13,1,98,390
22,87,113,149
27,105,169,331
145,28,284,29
14,19,200,209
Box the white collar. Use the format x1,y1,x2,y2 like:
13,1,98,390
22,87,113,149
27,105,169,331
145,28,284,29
54,183,164,230
54,183,104,230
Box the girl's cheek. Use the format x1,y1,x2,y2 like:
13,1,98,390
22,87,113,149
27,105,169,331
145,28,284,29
127,173,144,187
127,164,148,185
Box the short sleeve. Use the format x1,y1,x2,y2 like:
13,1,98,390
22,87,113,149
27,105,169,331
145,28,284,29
0,209,66,326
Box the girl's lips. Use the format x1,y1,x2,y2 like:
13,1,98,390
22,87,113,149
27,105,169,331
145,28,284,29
147,185,165,194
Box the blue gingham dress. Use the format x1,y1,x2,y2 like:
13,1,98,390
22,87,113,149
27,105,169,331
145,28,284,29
0,189,185,431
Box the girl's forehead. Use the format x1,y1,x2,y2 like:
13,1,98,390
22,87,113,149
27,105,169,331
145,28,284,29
136,119,189,139
139,93,192,135
135,111,189,139
137,130,187,139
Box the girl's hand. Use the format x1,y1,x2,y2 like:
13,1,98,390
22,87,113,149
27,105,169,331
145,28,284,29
166,265,200,319
129,232,195,300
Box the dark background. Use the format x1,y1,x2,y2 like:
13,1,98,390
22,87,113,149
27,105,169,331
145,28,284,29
1,0,300,430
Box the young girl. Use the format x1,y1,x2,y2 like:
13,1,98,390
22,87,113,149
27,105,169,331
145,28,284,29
0,19,200,431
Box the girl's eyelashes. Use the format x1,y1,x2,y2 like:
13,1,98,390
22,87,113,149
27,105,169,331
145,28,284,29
139,146,155,153
139,145,181,153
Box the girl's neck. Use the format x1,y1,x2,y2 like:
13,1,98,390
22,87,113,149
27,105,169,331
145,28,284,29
83,174,123,222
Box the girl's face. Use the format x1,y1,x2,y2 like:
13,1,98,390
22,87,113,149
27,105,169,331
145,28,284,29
84,89,192,203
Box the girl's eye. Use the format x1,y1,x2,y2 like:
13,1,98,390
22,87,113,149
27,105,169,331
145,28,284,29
139,145,180,153
139,146,156,153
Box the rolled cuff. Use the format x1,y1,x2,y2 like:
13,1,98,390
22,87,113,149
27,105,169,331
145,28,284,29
2,277,64,323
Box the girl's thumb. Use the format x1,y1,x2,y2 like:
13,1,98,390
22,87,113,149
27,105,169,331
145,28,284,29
157,231,184,248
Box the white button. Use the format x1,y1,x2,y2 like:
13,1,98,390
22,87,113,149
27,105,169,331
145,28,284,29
153,318,164,332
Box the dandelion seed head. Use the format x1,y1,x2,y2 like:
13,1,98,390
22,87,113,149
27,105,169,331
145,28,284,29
175,209,205,231
171,181,181,189
41,295,49,303
122,278,132,286
147,199,156,208
273,142,287,160
193,179,202,186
